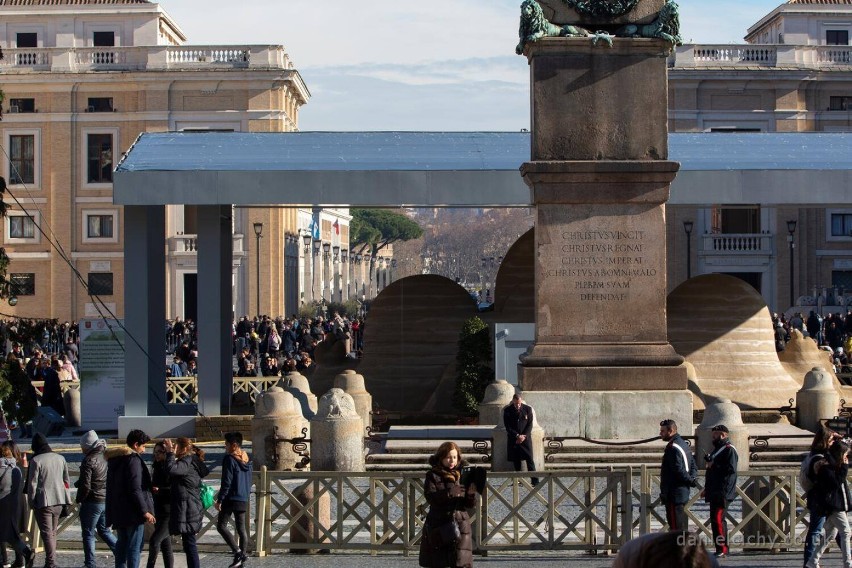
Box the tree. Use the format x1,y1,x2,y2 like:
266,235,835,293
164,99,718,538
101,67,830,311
350,209,423,255
350,209,423,294
0,358,37,426
453,316,493,417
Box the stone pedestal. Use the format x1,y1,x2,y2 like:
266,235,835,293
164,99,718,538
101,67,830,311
695,399,749,471
519,39,691,439
333,370,372,434
310,388,365,472
478,380,516,425
251,387,308,471
279,372,317,420
63,386,81,428
797,367,840,433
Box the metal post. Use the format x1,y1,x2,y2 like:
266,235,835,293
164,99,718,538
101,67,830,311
683,220,693,280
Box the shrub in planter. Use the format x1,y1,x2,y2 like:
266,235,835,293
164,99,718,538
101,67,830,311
453,316,493,417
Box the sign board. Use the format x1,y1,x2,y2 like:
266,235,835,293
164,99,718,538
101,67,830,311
79,318,125,431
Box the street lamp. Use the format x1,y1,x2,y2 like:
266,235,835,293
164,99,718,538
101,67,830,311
683,220,693,280
333,245,340,262
788,219,798,308
322,241,331,258
301,232,311,253
253,222,263,316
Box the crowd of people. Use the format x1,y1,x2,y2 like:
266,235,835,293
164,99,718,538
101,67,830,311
774,310,852,373
165,313,366,379
0,429,252,568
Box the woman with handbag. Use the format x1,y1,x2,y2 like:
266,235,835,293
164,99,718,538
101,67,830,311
162,438,209,568
419,442,477,568
145,441,173,568
24,433,70,568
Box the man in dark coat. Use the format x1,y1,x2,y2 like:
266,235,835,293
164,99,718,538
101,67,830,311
503,394,538,485
106,429,155,568
659,418,697,532
701,424,738,559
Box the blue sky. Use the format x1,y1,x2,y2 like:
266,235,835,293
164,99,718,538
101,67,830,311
162,0,784,130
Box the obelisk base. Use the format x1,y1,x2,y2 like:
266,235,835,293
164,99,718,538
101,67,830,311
522,387,693,439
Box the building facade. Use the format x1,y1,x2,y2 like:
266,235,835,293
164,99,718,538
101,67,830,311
0,0,310,321
667,0,852,312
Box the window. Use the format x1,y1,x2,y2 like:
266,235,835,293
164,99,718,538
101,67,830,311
827,30,850,45
830,96,852,111
8,98,35,113
87,273,113,295
9,274,35,296
86,214,114,238
8,215,35,239
82,210,118,243
87,97,113,113
832,213,852,237
9,135,35,185
87,134,113,183
16,33,37,48
93,31,115,47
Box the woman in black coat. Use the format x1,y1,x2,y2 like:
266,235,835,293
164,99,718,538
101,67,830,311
810,440,852,568
162,438,209,568
146,442,173,568
419,442,477,568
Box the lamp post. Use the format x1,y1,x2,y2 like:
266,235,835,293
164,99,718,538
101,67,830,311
253,222,263,316
683,220,693,280
333,245,341,302
302,232,312,304
788,220,797,308
322,242,331,301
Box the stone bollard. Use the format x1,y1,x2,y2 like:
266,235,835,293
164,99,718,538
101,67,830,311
251,387,308,470
491,406,545,474
477,380,516,425
797,367,840,433
695,399,749,470
333,370,372,435
279,371,317,419
310,388,365,472
290,389,365,554
63,385,82,428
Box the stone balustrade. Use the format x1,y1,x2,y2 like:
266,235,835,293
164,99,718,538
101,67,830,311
671,44,852,69
700,233,773,255
0,44,292,72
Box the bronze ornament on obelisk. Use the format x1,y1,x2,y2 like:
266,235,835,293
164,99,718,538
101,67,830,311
516,0,692,438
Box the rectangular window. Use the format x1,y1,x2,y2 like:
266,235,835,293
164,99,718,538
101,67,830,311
86,214,114,238
93,31,115,47
16,33,37,48
832,214,852,237
10,274,35,296
827,30,850,45
830,96,852,111
87,97,113,112
9,135,35,185
9,98,35,113
87,272,114,295
87,134,113,183
8,215,35,239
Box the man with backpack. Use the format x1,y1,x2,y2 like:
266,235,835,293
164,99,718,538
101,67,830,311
659,419,698,532
701,424,739,559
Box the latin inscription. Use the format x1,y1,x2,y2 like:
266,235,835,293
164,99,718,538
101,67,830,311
544,229,656,302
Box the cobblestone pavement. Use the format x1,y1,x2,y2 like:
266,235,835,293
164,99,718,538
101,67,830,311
46,550,815,567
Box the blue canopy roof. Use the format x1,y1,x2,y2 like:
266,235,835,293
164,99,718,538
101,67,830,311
117,131,852,173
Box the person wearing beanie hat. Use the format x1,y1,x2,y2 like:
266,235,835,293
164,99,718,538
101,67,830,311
700,424,739,559
77,431,117,568
25,433,70,568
